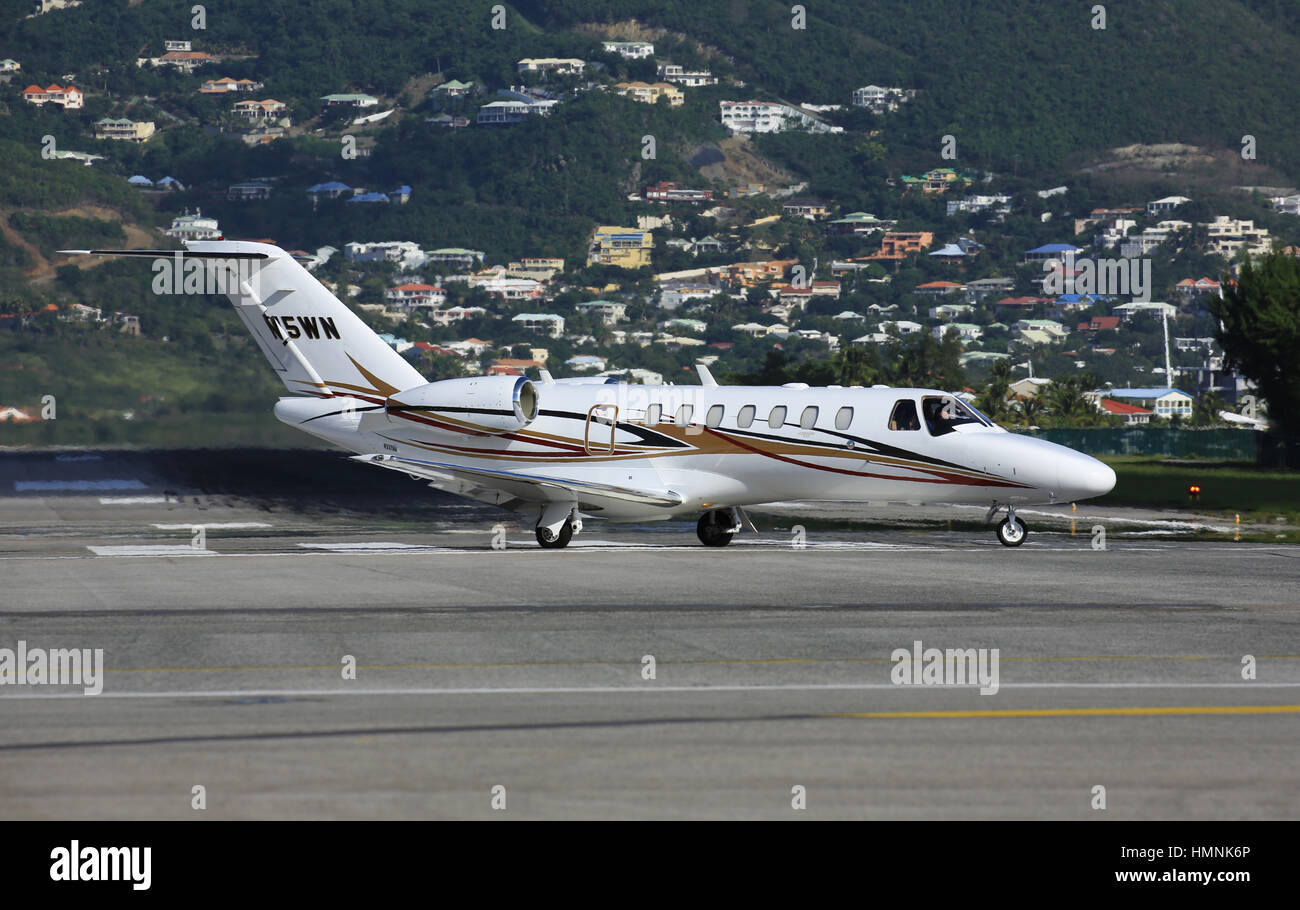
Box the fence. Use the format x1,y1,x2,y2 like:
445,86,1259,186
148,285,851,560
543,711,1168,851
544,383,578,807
1018,427,1258,460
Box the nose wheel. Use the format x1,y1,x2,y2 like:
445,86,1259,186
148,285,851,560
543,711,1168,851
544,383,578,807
995,507,1027,547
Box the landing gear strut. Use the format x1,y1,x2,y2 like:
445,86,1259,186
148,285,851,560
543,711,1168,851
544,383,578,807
697,508,740,547
995,505,1027,547
536,502,581,549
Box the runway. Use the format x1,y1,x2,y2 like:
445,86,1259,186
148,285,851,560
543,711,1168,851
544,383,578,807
2,449,1298,819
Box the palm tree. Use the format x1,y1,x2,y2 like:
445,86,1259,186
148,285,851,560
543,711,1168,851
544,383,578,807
978,358,1012,422
1017,395,1045,427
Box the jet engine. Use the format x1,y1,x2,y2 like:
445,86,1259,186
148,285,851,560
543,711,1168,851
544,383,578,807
385,375,540,434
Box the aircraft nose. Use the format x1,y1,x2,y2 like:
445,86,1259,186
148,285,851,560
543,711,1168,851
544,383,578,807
1061,453,1116,501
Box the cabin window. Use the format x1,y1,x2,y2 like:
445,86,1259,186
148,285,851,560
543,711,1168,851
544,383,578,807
646,404,662,425
834,406,854,430
888,399,921,431
706,404,724,428
799,406,819,430
767,405,787,429
736,405,756,428
675,404,694,426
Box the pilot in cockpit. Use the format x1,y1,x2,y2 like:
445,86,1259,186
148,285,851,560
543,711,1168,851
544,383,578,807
922,395,989,436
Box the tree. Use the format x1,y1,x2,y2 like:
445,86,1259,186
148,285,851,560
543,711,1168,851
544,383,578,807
978,358,1012,423
1040,369,1102,426
1211,253,1300,436
1016,396,1045,427
1191,390,1226,427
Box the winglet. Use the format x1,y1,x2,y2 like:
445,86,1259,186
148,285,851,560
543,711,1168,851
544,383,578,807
538,369,556,385
695,363,718,386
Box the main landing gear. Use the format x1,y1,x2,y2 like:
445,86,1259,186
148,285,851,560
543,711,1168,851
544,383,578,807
697,508,742,547
987,504,1028,547
536,502,582,549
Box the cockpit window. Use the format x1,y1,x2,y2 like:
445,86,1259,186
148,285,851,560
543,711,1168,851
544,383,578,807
922,395,988,436
888,399,921,431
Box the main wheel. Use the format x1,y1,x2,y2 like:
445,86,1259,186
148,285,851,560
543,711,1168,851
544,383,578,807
996,516,1027,547
536,521,574,549
696,509,736,547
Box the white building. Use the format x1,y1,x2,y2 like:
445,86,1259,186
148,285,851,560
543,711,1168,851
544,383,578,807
603,41,654,59
344,241,426,270
575,300,628,325
1270,193,1300,216
946,194,1012,216
1103,387,1194,418
426,248,485,271
933,322,983,342
512,313,565,338
657,64,717,86
719,100,832,134
428,306,488,326
1147,195,1191,216
850,84,915,113
476,97,556,124
385,283,446,309
164,210,220,241
469,277,543,300
1118,220,1190,258
516,58,585,76
1200,216,1273,257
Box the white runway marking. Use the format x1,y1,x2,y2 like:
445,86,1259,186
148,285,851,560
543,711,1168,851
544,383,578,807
87,545,218,557
2,542,1293,562
152,522,271,530
951,504,1235,534
17,479,147,492
735,539,934,550
53,454,103,462
297,542,453,552
4,681,1300,700
98,496,169,505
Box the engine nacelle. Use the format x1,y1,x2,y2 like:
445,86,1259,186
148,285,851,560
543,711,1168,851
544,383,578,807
386,375,539,434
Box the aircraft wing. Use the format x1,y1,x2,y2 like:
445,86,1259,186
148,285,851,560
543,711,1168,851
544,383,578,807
351,454,683,511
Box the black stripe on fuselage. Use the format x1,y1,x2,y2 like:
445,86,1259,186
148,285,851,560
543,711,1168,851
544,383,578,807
718,424,975,472
300,404,384,423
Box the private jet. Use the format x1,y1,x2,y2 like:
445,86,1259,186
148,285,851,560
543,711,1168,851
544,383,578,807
62,241,1116,548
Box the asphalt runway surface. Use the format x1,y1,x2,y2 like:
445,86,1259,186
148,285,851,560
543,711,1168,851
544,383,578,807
1,449,1298,819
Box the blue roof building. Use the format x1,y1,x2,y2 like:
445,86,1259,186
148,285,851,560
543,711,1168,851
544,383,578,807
306,181,351,199
1104,387,1194,417
1024,242,1082,262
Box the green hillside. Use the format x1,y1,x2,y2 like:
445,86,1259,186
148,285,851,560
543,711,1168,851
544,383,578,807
1,0,1298,445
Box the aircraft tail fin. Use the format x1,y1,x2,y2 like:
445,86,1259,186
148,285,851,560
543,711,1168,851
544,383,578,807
62,241,426,401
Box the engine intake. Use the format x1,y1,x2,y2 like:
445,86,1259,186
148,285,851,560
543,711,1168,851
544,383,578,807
386,375,539,434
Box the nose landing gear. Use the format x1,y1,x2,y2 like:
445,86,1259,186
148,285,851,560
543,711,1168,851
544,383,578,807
988,504,1028,547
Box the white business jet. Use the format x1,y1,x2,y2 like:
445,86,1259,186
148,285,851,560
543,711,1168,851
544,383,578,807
62,241,1115,548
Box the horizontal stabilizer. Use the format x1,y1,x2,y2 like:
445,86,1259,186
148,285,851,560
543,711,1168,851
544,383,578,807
58,249,270,260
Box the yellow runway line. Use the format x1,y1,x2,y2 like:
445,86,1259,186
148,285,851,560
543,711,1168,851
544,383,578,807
828,705,1300,720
